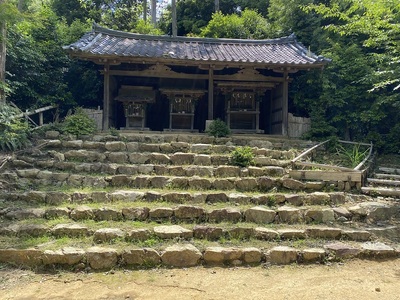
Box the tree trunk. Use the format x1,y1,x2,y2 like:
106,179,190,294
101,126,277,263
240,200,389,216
215,0,220,12
143,0,147,22
171,0,177,37
0,0,6,104
151,0,157,25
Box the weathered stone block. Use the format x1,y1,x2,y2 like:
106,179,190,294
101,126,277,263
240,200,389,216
153,225,193,239
170,153,195,165
277,229,306,239
150,153,171,164
87,247,119,270
52,224,90,237
254,227,279,240
305,208,335,223
208,208,242,223
302,248,326,263
122,207,149,221
0,249,42,267
161,244,201,267
304,192,330,205
206,193,229,203
228,193,250,204
235,178,258,191
227,227,254,239
268,246,298,265
245,207,276,224
121,248,161,266
215,166,240,177
162,192,193,203
93,228,125,243
109,190,144,202
282,178,304,190
343,230,371,241
193,225,223,240
277,206,303,224
70,206,94,220
168,177,189,189
193,154,212,166
242,247,262,264
126,229,152,241
139,143,160,152
132,176,150,188
257,177,276,191
324,242,361,259
149,207,174,220
17,224,48,237
188,177,212,190
43,247,85,266
45,207,70,219
105,141,126,151
213,179,235,190
174,205,205,221
94,208,122,221
306,227,342,239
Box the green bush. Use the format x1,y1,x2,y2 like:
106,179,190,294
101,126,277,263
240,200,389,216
62,108,97,136
206,119,231,138
0,104,30,151
230,146,255,167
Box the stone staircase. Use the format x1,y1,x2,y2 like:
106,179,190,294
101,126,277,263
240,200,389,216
363,165,400,198
0,132,399,271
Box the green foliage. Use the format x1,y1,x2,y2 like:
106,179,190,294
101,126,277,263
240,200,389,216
206,119,230,138
134,19,163,35
0,104,30,151
230,146,255,167
201,9,271,39
335,143,370,169
62,108,96,136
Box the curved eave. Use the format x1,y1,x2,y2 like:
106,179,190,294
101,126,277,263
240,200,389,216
65,50,329,71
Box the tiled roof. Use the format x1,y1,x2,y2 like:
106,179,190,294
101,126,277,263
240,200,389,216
64,24,329,67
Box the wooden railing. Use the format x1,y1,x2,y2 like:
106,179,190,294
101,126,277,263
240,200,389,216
290,139,374,189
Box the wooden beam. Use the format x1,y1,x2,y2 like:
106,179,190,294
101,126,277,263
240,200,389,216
106,69,284,82
291,140,330,163
290,170,362,182
293,161,356,172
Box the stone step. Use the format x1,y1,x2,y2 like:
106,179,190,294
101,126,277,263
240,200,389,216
367,178,400,187
362,186,400,198
0,190,351,207
10,162,287,178
35,137,298,155
0,241,397,270
0,220,390,248
4,169,347,192
14,150,293,167
2,200,398,225
378,167,400,175
374,173,400,180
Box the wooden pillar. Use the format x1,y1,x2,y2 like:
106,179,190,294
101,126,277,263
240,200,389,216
208,67,214,120
103,64,110,130
171,0,177,37
282,71,289,136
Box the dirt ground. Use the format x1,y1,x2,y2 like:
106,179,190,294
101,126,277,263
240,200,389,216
1,259,400,300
